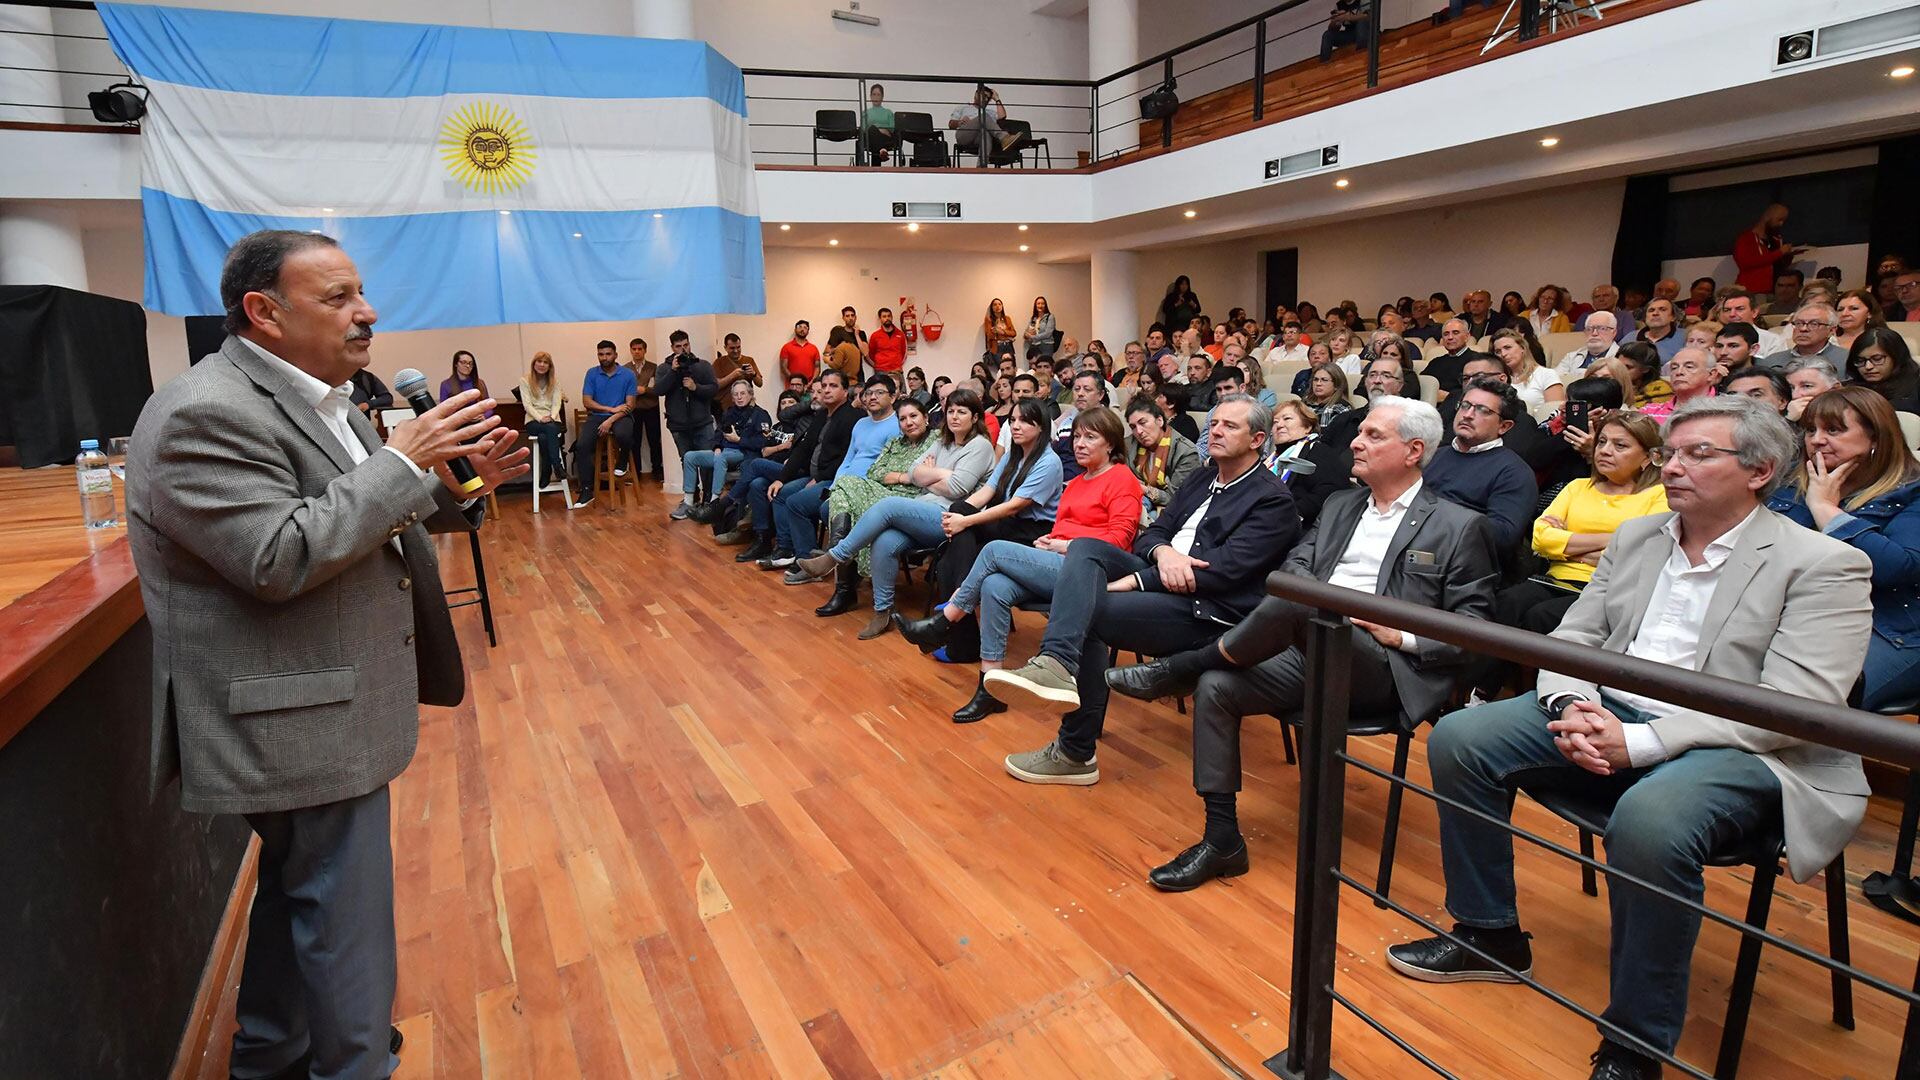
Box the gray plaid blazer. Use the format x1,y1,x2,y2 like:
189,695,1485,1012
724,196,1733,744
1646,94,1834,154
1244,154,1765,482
127,336,469,815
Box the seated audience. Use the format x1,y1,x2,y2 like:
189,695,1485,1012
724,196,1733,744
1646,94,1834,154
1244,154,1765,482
1528,285,1573,335
1389,396,1872,1080
1783,355,1841,421
899,411,1142,722
916,400,1066,664
1634,298,1685,365
517,352,566,490
440,349,491,405
1761,302,1846,370
1764,268,1805,316
1320,0,1372,62
1422,318,1490,398
1195,365,1250,458
1555,311,1620,376
1715,288,1786,355
1126,398,1204,523
1724,367,1790,414
571,340,638,505
1467,411,1667,700
1637,347,1716,423
1293,341,1337,395
1768,385,1920,713
1157,381,1201,442
1711,322,1760,378
756,370,860,568
1266,322,1310,364
1683,275,1716,318
1895,269,1920,322
1269,398,1354,531
1117,341,1148,388
1835,289,1885,353
705,389,801,541
1523,375,1627,491
1604,341,1673,409
1239,352,1278,410
1580,283,1636,337
802,396,937,608
1103,396,1497,890
960,397,1301,786
673,379,769,520
1051,371,1112,481
1847,326,1920,414
1441,354,1543,460
1424,377,1539,553
1490,328,1564,409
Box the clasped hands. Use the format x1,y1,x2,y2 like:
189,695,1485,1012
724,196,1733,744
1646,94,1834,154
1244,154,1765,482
1548,700,1631,775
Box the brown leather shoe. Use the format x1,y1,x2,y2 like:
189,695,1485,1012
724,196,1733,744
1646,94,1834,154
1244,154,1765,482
858,609,894,639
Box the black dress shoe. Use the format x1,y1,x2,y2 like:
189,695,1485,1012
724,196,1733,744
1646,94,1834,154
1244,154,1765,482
1386,925,1533,983
814,579,859,617
1104,657,1198,702
1148,839,1250,891
952,676,1008,723
1588,1040,1660,1079
895,611,954,651
735,535,773,563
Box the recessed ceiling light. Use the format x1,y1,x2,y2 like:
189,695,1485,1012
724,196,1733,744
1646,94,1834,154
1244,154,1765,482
1893,65,1916,78
498,209,511,216
1019,243,1029,252
1018,224,1029,232
828,238,839,246
779,223,791,231
571,231,582,238
906,222,920,232
1334,178,1350,188
1183,209,1197,218
1539,136,1560,148
321,207,335,213
652,212,664,219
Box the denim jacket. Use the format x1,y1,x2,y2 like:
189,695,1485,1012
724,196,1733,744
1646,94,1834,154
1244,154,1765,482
1770,476,1920,646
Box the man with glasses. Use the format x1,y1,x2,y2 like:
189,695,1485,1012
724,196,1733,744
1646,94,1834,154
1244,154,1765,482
1893,270,1920,322
1390,395,1872,1080
1421,376,1537,554
1759,303,1845,372
1554,311,1619,377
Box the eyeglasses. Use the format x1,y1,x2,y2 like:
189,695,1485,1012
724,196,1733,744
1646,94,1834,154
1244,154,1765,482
1456,400,1501,419
1790,319,1834,330
1649,443,1740,467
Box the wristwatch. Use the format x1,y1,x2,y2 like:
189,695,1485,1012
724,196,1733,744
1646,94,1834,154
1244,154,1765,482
1538,692,1584,722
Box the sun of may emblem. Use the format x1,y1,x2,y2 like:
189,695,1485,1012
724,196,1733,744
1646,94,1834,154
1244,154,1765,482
439,102,537,193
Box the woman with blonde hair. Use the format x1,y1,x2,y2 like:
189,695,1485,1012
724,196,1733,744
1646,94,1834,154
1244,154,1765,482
1490,328,1564,408
1769,385,1920,712
519,351,567,489
1683,318,1722,354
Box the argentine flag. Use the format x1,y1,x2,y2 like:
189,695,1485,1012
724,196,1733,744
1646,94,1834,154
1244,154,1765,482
98,3,764,331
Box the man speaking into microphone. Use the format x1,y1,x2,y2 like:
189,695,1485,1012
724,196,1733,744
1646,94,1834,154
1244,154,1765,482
125,230,526,1079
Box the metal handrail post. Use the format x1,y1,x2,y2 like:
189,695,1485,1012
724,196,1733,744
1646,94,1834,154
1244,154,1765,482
1159,57,1174,148
1253,18,1267,122
855,76,867,166
1365,0,1382,87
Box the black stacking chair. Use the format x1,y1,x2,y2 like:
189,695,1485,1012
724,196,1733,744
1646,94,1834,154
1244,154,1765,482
811,109,859,165
895,111,949,168
986,118,1044,168
1278,706,1428,901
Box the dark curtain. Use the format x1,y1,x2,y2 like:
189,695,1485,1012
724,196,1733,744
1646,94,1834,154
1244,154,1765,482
1610,173,1668,297
1869,132,1920,282
185,316,226,367
0,286,153,468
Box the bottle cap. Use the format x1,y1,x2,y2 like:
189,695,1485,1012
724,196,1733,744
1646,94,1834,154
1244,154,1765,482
80,439,100,450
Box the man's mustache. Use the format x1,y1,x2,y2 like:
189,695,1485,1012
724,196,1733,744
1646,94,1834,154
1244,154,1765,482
346,324,373,343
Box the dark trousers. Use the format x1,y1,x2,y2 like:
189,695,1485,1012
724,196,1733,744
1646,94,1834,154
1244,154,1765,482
572,413,634,494
932,510,1052,662
736,457,786,532
617,407,665,478
1038,538,1226,762
1319,18,1370,61
1192,597,1397,793
1465,578,1583,694
231,785,398,1080
522,419,564,485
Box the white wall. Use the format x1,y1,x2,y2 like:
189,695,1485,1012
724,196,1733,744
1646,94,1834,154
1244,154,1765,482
1130,177,1627,327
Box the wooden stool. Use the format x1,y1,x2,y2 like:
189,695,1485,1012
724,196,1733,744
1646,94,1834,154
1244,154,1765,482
592,434,631,510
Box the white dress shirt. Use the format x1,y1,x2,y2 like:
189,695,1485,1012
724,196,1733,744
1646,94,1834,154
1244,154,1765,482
1265,343,1310,364
1606,507,1761,765
1163,459,1264,556
1325,480,1423,653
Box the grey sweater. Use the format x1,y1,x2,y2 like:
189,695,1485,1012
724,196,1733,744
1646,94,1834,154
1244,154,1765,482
916,434,996,503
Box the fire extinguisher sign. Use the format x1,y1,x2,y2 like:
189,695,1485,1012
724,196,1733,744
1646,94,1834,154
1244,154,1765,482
900,297,918,354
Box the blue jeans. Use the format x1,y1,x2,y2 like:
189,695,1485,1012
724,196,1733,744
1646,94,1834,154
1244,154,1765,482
1861,630,1920,714
681,447,745,502
829,496,945,611
523,419,565,485
1428,693,1782,1055
772,477,830,555
736,457,785,532
949,539,1065,662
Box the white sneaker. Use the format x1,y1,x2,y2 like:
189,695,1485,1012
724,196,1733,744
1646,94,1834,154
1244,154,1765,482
614,467,628,477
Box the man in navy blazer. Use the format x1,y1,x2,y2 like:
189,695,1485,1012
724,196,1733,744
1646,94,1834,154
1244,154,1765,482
986,395,1303,786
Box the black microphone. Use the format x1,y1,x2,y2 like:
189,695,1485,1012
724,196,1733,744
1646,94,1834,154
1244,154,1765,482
392,368,486,495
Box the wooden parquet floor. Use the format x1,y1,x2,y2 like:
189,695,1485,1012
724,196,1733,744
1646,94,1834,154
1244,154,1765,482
205,484,1916,1078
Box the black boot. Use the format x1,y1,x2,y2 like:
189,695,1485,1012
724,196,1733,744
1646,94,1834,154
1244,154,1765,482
952,675,1008,723
710,501,743,535
815,561,860,617
735,532,774,563
895,610,956,651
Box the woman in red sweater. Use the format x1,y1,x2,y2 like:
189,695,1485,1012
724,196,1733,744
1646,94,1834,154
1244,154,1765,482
918,407,1142,723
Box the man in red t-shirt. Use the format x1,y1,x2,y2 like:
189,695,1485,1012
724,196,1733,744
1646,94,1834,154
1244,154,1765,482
868,307,907,374
778,320,820,383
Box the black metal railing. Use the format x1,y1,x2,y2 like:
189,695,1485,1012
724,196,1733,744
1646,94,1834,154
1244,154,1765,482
0,0,128,125
1263,572,1920,1079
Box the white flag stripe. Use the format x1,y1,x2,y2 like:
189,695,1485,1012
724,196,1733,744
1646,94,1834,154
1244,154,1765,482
139,82,758,218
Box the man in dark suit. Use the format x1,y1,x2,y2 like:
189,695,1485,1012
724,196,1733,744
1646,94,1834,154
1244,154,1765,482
987,395,1304,786
1107,396,1499,889
1421,318,1492,399
126,231,527,1079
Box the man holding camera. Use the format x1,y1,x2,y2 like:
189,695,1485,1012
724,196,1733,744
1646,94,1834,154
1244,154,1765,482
652,330,720,506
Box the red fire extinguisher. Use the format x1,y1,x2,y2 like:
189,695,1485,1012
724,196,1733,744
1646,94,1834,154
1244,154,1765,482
901,298,918,353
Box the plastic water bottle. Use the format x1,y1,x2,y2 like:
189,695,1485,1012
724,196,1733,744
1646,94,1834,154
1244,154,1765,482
76,439,117,528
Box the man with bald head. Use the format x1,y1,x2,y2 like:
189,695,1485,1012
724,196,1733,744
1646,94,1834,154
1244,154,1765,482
1555,310,1620,376
1422,317,1491,399
1458,289,1507,339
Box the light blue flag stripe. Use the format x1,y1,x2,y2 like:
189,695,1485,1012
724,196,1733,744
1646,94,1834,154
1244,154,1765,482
97,3,746,114
143,189,766,330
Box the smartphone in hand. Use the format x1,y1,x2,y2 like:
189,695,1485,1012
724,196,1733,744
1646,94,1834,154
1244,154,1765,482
1564,400,1591,433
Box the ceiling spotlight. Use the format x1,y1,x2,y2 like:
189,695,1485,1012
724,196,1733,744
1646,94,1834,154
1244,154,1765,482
1893,65,1916,78
1019,244,1030,252
1539,136,1560,148
1183,209,1197,218
829,239,839,246
87,81,147,124
652,212,664,219
1334,178,1350,188
498,210,511,216
906,222,920,232
779,223,792,231
1018,224,1029,232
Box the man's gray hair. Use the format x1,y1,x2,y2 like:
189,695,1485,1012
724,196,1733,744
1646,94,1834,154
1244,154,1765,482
219,229,340,335
1783,355,1841,383
1793,302,1839,326
1370,394,1444,467
1666,395,1800,499
1213,393,1273,447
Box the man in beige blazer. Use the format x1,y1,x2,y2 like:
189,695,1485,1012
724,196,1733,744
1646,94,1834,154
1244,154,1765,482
127,230,526,1079
1384,396,1873,1080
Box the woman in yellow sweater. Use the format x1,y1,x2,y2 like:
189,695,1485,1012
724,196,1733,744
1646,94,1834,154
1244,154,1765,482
1465,410,1668,700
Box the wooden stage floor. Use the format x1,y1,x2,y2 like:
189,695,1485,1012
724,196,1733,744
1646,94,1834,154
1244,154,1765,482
182,484,1910,1077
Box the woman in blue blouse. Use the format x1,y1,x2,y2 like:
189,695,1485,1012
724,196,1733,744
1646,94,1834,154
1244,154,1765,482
1769,384,1920,713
